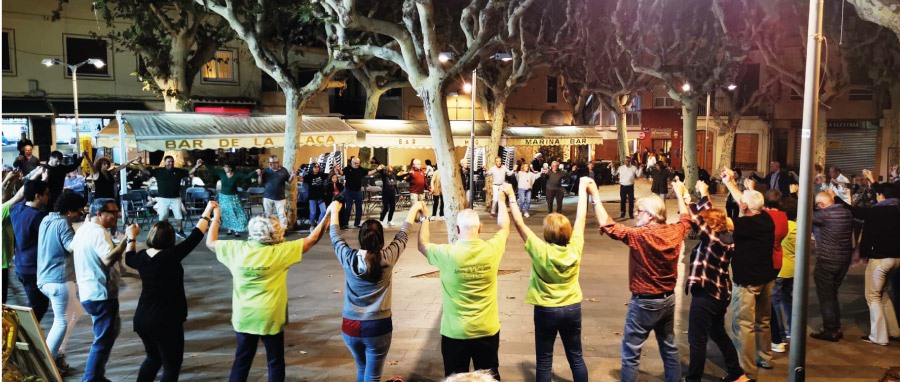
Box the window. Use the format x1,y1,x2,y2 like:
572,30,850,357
849,88,874,101
653,97,675,108
64,35,111,77
2,30,15,75
203,50,236,83
546,76,558,103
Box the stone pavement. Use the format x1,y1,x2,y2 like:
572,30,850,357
5,179,899,381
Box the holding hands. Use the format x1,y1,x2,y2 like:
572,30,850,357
407,201,428,223
695,180,709,196
125,223,140,241
720,168,735,183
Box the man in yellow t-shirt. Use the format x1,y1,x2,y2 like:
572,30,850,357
418,192,511,380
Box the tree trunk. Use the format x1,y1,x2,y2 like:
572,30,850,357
421,86,465,242
717,122,738,172
158,34,192,113
615,102,629,164
483,98,507,212
282,87,303,230
681,99,699,190
364,87,386,119
815,107,828,169
571,91,591,125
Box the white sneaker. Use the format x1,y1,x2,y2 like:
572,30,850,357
385,221,394,227
771,342,786,353
524,212,530,218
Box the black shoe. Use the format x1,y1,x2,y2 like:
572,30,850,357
619,214,626,218
629,215,635,219
176,230,187,240
340,226,349,230
756,361,775,369
810,329,840,342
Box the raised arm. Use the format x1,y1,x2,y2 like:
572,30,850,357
721,168,744,203
188,159,204,176
503,183,535,242
573,177,591,235
205,203,222,252
417,201,431,257
301,202,332,253
495,184,511,242
587,182,611,227
121,156,145,175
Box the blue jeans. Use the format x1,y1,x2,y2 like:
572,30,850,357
518,189,532,213
340,190,364,227
81,299,121,382
230,331,285,382
773,277,793,339
534,303,588,382
39,281,82,359
309,199,326,224
342,332,392,382
621,294,679,382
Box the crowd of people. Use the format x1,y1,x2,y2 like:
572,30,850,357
3,145,900,382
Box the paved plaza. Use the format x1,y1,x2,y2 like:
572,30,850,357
6,180,899,381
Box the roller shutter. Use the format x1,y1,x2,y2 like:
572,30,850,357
793,121,876,176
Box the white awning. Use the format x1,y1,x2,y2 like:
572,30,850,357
501,125,607,146
346,119,493,148
97,112,357,151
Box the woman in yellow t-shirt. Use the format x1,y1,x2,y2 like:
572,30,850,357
501,178,590,382
206,208,331,381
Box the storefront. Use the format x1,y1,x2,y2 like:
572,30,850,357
792,120,878,176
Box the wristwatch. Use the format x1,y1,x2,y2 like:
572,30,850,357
126,238,135,244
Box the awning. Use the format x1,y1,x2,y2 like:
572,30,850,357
501,126,607,146
97,112,357,151
50,99,149,117
2,98,54,116
346,119,493,148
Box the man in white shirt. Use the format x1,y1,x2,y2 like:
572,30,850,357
71,198,137,382
486,157,513,217
611,156,642,219
826,166,851,204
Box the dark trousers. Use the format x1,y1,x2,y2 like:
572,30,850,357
619,185,635,217
230,331,285,382
432,195,445,217
686,287,744,382
380,192,396,222
340,190,364,228
16,272,49,322
770,302,784,344
773,277,794,339
546,189,564,213
814,260,850,331
534,304,588,382
82,299,121,382
136,325,184,382
441,332,501,381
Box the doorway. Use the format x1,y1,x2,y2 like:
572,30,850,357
652,139,672,165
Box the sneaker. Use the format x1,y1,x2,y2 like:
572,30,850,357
771,342,786,353
809,329,840,342
756,360,775,369
860,335,888,346
176,230,187,240
523,212,530,218
385,221,394,227
340,226,349,231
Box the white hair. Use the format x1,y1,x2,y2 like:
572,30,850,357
456,209,481,229
443,370,498,382
636,195,667,224
247,215,285,245
741,190,765,213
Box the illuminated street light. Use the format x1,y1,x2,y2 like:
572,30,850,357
438,52,454,63
41,58,107,151
681,83,691,92
727,84,738,90
462,82,472,93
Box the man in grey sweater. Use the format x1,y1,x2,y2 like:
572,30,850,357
543,161,568,213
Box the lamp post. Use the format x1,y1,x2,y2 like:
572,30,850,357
42,58,106,152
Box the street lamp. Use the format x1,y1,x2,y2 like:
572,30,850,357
42,58,106,152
